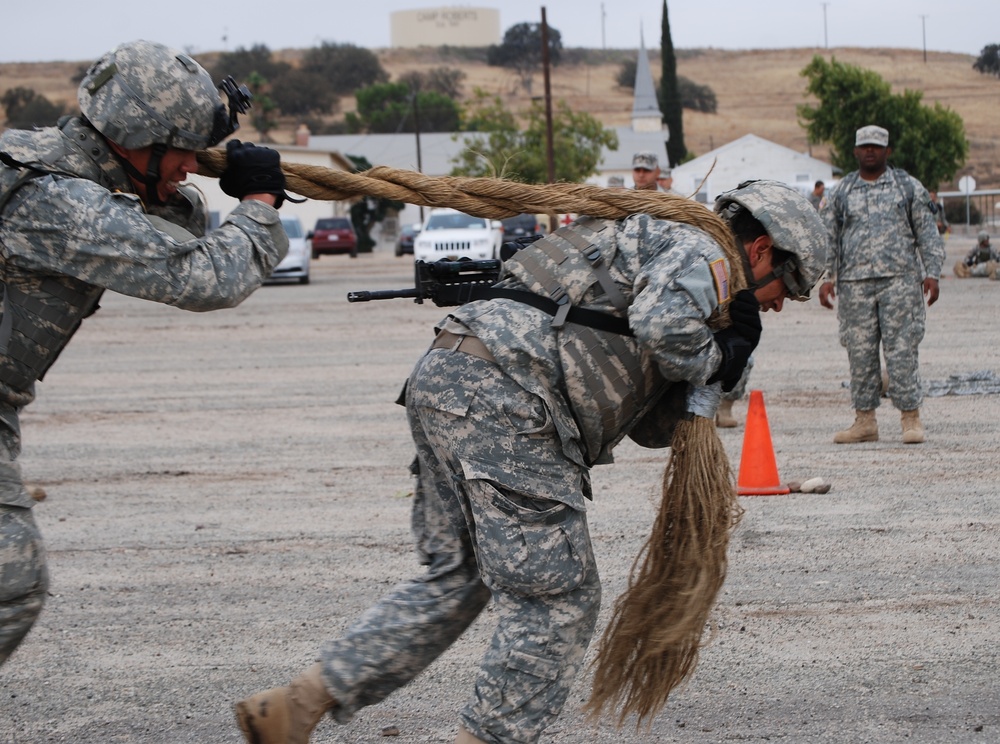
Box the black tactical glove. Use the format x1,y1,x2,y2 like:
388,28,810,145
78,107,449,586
707,328,753,392
728,289,762,350
219,140,287,208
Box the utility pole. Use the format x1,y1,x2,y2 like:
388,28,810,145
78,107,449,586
601,3,606,50
821,3,829,48
919,14,928,63
541,7,556,184
412,92,424,221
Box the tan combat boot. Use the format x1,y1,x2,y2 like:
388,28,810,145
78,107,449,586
954,260,971,278
833,410,878,443
901,409,925,444
235,663,334,744
715,399,738,428
456,728,489,743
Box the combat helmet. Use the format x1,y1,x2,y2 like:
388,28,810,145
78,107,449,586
714,179,829,300
78,40,250,204
78,39,237,151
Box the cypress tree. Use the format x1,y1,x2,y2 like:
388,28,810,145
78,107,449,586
660,0,685,166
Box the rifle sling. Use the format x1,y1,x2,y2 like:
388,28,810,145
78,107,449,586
469,286,634,337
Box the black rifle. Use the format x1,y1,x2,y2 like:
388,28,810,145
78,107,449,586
347,258,502,307
347,235,543,307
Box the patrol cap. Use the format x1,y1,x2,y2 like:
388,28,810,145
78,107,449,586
855,125,889,147
978,230,990,242
632,151,659,170
607,175,625,187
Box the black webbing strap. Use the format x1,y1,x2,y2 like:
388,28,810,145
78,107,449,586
468,286,634,337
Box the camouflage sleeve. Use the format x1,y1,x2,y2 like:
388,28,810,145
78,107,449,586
908,176,946,279
2,176,288,311
628,228,724,386
819,189,841,281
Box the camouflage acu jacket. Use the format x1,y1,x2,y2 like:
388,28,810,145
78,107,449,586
822,168,945,283
0,117,288,507
443,214,731,472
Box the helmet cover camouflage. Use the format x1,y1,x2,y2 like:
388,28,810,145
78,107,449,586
78,40,225,151
714,179,829,298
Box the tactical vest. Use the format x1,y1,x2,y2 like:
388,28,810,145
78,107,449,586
0,120,112,398
499,218,669,463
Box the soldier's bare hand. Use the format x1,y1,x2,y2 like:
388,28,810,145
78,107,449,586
923,277,940,306
819,281,836,309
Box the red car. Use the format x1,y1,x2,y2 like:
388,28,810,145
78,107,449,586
309,217,358,258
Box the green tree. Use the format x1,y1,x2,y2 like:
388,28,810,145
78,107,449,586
660,0,685,166
209,45,338,118
397,67,466,99
210,44,290,84
348,81,461,134
269,71,339,117
343,155,403,253
301,42,388,95
451,89,618,183
486,22,563,95
677,76,716,114
1,87,65,128
616,59,637,88
245,72,278,142
799,55,967,189
973,44,1000,77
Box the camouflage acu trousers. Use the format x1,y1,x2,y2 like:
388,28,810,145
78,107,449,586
0,504,48,666
837,277,926,411
320,346,601,743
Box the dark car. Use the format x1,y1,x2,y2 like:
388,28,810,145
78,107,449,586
309,217,357,258
394,223,420,257
501,213,543,240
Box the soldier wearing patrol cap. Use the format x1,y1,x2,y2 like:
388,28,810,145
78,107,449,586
0,40,291,667
234,180,829,744
819,124,946,444
631,150,661,190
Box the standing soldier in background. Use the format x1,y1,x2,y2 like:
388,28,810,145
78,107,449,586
630,151,661,190
0,40,290,666
819,125,945,444
809,180,825,210
929,191,949,236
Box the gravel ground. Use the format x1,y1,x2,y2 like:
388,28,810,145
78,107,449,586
1,233,997,744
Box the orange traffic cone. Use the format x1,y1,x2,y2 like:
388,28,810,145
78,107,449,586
736,390,789,496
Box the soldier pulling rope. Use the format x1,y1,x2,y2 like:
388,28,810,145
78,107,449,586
214,143,830,743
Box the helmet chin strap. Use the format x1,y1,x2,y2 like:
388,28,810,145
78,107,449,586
113,142,168,207
142,143,168,207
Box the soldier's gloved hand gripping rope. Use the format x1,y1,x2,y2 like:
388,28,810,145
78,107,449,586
707,289,761,391
219,140,290,208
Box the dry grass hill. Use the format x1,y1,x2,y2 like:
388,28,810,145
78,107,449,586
1,46,996,188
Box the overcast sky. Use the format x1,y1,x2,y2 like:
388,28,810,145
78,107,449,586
3,0,996,63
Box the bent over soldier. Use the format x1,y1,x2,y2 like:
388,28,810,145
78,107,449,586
235,181,829,744
0,40,291,667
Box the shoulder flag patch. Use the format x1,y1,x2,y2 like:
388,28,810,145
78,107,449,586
709,258,730,304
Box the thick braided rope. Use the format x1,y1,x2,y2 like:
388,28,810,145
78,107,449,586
196,149,747,292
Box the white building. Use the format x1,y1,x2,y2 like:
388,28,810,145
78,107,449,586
391,7,500,48
669,134,835,204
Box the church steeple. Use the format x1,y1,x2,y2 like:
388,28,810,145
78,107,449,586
631,29,666,134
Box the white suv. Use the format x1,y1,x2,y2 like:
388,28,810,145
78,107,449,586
413,208,503,263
